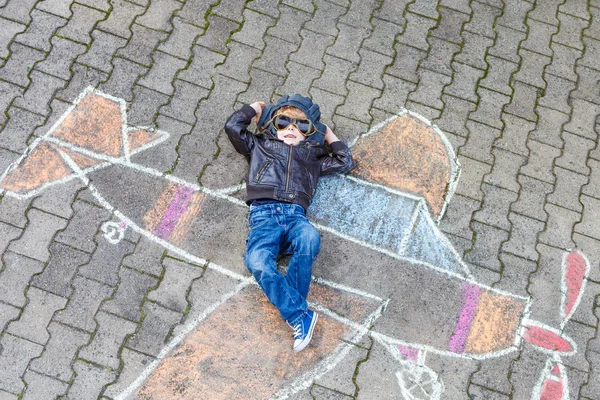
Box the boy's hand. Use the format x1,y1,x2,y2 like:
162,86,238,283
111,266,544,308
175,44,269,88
249,101,265,124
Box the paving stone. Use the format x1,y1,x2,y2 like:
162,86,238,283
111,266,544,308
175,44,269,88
311,386,352,399
13,9,66,52
67,360,116,400
454,156,491,200
539,203,579,249
539,74,577,114
584,159,600,199
546,43,581,83
56,63,108,102
97,57,147,103
0,194,31,228
336,81,380,123
503,81,539,122
495,252,537,297
31,179,83,220
56,3,106,45
576,195,600,240
54,200,111,252
511,174,554,221
276,60,321,98
289,30,334,71
0,0,37,24
212,0,247,22
157,17,203,60
573,65,600,106
0,81,23,126
514,49,551,89
138,52,188,95
36,0,73,19
559,0,590,19
253,35,297,77
403,100,442,121
6,287,67,344
464,221,508,271
468,384,509,400
0,222,20,262
396,12,437,51
147,257,203,312
438,193,479,240
8,208,67,262
581,351,600,398
194,15,240,56
97,0,145,39
407,69,451,110
79,237,135,287
485,147,526,192
434,95,476,137
556,132,596,175
361,17,402,57
126,301,182,356
374,0,410,25
330,114,369,143
79,311,138,369
265,4,309,44
547,167,588,212
0,42,45,88
354,341,408,400
338,0,377,28
238,68,285,107
29,321,90,381
123,85,165,127
327,24,367,64
473,183,517,230
528,106,568,149
498,0,533,31
0,302,20,333
455,32,494,71
494,114,534,156
77,30,127,73
554,12,589,50
54,276,114,332
176,0,214,26
178,45,224,89
470,88,510,129
431,7,469,44
101,267,158,322
35,37,87,81
103,348,155,398
372,75,415,114
21,370,68,400
386,43,426,83
464,1,502,38
439,0,470,14
564,99,600,140
470,355,513,395
528,0,561,25
13,70,65,116
568,279,599,327
420,37,460,76
349,49,392,89
502,212,545,261
121,237,164,278
310,56,353,96
308,87,344,124
117,24,168,67
136,0,182,32
231,9,275,50
0,334,43,393
443,63,483,104
159,80,208,125
216,41,261,84
460,120,500,163
481,57,519,96
521,19,556,57
587,5,600,40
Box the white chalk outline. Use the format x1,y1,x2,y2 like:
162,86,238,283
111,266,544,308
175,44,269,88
560,250,590,329
530,357,569,400
520,319,577,357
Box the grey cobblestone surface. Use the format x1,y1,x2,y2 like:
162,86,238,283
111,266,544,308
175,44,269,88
0,0,599,398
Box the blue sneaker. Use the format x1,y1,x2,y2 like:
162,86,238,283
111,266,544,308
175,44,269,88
290,309,318,352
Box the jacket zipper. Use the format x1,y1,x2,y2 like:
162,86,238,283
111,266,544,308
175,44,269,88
254,160,271,183
285,145,293,193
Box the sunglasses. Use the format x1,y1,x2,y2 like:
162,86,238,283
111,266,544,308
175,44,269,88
272,114,316,136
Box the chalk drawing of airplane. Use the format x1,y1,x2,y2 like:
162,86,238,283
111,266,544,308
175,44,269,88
0,87,591,400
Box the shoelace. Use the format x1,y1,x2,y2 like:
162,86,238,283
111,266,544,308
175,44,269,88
293,323,302,339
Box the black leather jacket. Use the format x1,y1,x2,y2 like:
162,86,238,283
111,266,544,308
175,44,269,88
225,105,355,212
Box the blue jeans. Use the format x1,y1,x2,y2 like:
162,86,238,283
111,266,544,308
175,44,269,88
244,203,321,326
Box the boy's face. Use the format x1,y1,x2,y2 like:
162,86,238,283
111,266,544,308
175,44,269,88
276,124,306,146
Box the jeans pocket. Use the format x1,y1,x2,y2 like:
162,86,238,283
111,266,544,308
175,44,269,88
249,214,271,230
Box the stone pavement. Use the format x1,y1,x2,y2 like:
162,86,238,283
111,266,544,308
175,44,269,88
0,0,599,399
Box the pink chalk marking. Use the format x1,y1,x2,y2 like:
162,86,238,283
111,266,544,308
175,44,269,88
154,186,194,240
448,283,480,354
397,345,418,362
539,364,564,400
522,325,572,353
562,250,589,324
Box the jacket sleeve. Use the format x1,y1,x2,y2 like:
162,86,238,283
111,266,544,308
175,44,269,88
319,141,355,176
224,104,257,162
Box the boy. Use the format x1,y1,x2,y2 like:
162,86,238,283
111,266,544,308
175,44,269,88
224,94,354,352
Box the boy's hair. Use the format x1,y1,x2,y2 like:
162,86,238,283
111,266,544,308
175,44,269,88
274,106,308,120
